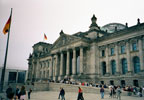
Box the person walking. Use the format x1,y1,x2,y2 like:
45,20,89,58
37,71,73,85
77,87,84,100
28,88,32,99
15,86,20,100
116,86,122,100
139,87,142,97
100,86,105,99
19,86,26,100
109,87,113,98
58,87,65,100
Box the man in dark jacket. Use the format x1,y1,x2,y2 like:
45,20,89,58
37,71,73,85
6,85,14,99
58,87,65,100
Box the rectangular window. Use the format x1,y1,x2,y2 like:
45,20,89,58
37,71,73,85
111,48,114,55
102,50,105,57
121,45,126,54
132,43,137,51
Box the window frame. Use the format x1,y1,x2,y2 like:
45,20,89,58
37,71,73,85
132,42,137,51
111,48,115,56
121,45,126,54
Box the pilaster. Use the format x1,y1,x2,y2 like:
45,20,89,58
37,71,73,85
126,41,132,74
115,43,120,75
105,45,110,76
138,38,144,71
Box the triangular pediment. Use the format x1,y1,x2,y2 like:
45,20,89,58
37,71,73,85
51,34,82,49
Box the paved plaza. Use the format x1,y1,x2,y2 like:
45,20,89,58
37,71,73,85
25,91,143,100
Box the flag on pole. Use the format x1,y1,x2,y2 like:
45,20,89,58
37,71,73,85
3,14,12,34
44,33,47,40
0,8,12,92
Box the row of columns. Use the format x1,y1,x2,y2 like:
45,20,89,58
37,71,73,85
105,38,144,75
50,47,84,79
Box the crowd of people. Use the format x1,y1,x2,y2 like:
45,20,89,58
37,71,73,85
123,86,143,97
58,85,143,100
5,77,144,100
5,85,32,100
48,77,144,99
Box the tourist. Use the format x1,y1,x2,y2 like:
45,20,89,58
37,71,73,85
116,86,122,100
58,87,65,100
6,85,13,99
113,87,116,98
15,86,20,99
127,86,132,96
28,88,32,99
19,86,26,100
77,87,84,100
100,86,105,99
139,87,142,97
133,86,137,95
109,87,113,98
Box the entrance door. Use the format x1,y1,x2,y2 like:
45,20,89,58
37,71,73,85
133,80,139,87
121,80,125,87
110,80,114,85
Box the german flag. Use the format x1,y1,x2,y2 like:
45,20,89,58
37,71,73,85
3,14,12,34
44,34,47,40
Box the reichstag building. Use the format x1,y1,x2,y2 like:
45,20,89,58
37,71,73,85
27,15,144,87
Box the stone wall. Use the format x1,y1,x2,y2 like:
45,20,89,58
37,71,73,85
48,83,109,94
48,83,128,96
33,82,49,91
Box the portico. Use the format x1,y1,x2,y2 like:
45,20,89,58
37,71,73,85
51,45,85,80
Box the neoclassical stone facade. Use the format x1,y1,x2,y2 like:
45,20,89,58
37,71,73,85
27,15,144,87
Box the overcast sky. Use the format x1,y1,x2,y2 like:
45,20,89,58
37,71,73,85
0,0,144,70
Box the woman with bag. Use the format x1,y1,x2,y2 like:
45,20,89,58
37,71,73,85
77,87,84,100
19,86,26,100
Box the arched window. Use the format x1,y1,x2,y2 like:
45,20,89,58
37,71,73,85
102,62,106,75
121,58,128,74
133,56,140,73
111,60,116,75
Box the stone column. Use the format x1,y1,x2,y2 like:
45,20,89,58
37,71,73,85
80,47,84,74
33,61,37,81
28,62,32,81
41,62,44,79
53,59,55,78
66,50,70,75
115,43,120,74
126,41,132,73
49,56,53,79
60,52,64,76
36,61,40,80
55,54,58,76
138,38,144,71
72,48,77,75
105,46,110,75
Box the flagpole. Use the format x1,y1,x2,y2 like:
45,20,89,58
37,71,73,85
0,8,12,92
